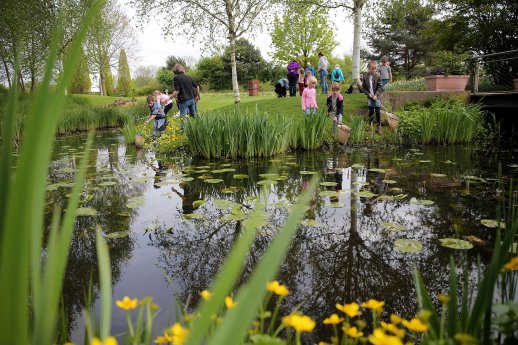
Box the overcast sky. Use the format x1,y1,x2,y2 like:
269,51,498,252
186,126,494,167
123,4,364,70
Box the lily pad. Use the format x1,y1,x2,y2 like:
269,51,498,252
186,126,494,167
222,213,248,222
104,231,130,239
439,238,473,250
192,200,206,208
394,239,423,253
257,180,277,186
117,211,130,217
214,199,242,209
299,219,320,226
326,202,345,208
299,170,318,175
197,165,211,169
269,159,282,163
480,219,506,229
194,169,210,174
197,175,213,180
419,160,431,163
411,199,435,205
319,191,340,198
46,182,65,191
220,163,233,167
98,181,117,187
76,207,98,216
246,196,259,202
222,187,241,194
430,173,447,178
382,180,397,184
352,181,369,186
180,177,194,182
320,181,338,187
382,222,407,232
273,175,288,181
182,213,205,220
126,196,145,209
259,173,279,179
356,191,377,198
286,162,299,166
369,168,386,173
205,178,223,184
233,174,249,179
351,164,364,169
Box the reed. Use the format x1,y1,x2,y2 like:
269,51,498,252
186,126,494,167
293,111,331,150
349,114,367,143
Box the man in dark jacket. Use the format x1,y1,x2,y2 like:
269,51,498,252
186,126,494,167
360,60,384,134
172,63,198,118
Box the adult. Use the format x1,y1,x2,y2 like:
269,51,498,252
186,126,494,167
286,60,301,97
305,62,316,76
274,77,289,97
330,64,345,83
172,63,198,117
317,52,329,94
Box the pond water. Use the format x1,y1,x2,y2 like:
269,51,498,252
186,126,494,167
43,131,518,343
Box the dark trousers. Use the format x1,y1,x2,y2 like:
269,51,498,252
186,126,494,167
164,102,173,115
368,107,381,125
275,84,287,97
287,75,298,97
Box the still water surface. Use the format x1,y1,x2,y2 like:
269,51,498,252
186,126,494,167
43,132,518,342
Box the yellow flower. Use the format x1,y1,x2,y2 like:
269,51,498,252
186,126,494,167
225,296,237,309
503,257,518,271
362,299,385,313
154,335,171,344
380,321,405,338
200,290,212,301
336,302,361,317
323,313,344,325
165,323,189,345
454,333,478,345
402,318,428,333
390,314,403,325
91,337,118,345
438,294,450,305
282,314,316,332
266,281,289,297
343,326,364,338
115,296,138,310
369,329,403,345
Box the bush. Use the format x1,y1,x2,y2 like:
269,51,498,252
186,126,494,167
134,81,164,96
384,78,427,91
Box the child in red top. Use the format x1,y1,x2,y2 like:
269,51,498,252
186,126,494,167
301,76,318,116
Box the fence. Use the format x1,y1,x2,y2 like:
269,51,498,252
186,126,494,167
471,49,518,93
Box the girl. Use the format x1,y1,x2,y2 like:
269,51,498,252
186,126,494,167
327,83,344,125
301,76,318,116
153,90,174,115
298,67,305,96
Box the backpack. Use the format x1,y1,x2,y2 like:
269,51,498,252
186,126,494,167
333,70,340,80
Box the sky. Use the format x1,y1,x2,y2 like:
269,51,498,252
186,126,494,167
123,4,365,71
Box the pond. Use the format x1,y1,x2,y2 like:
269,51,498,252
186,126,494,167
42,131,518,343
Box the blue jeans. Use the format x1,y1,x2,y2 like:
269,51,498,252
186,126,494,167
153,118,166,139
368,98,381,108
287,75,298,97
178,98,196,117
382,79,389,86
320,69,328,94
304,108,317,116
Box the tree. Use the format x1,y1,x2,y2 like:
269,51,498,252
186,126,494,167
165,55,188,71
156,67,174,88
131,0,272,103
101,54,115,96
222,39,269,85
270,5,337,67
69,48,92,94
133,65,158,87
195,56,229,90
365,0,435,78
85,0,137,96
117,49,131,96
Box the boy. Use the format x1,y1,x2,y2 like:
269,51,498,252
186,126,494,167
379,56,392,86
145,95,166,140
327,83,344,126
361,60,384,134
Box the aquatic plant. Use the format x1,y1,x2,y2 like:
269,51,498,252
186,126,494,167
349,114,367,143
384,78,427,92
292,111,331,150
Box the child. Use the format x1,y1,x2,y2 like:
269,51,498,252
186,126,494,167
298,67,305,96
153,90,174,115
145,95,167,140
361,60,384,134
330,64,345,83
327,83,344,126
304,70,311,88
301,76,318,116
274,77,289,97
379,56,392,87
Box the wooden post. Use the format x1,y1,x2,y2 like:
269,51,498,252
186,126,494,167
474,60,480,94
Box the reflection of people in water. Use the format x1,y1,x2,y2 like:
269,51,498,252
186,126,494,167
171,183,200,214
153,160,165,189
302,179,317,220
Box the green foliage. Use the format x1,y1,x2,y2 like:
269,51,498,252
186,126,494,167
69,48,92,94
104,63,115,96
156,67,174,88
194,56,229,90
117,49,132,96
428,50,469,75
349,115,368,143
270,4,336,66
293,111,331,150
384,78,426,91
165,55,188,70
396,98,486,144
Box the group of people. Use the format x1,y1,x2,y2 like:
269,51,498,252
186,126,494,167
145,63,200,139
275,54,393,135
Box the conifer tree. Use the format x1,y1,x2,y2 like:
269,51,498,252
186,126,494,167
117,49,132,96
69,48,92,94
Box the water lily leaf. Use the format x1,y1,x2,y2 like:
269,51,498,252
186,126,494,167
356,191,377,198
246,196,259,202
299,219,320,226
198,175,213,180
197,165,211,169
257,180,277,186
118,211,130,217
104,231,130,239
508,164,518,168
393,194,408,200
126,196,145,208
410,149,420,152
233,174,249,179
414,152,424,156
214,199,241,209
388,187,403,193
463,235,488,246
444,160,456,164
394,239,423,253
480,219,506,229
351,164,364,169
392,158,403,161
46,182,65,191
430,173,447,178
192,200,206,208
58,167,77,173
222,213,248,222
99,181,117,187
180,177,194,182
259,173,279,179
339,189,354,193
382,180,397,184
205,178,223,184
419,160,431,163
286,162,299,166
411,199,435,205
269,159,282,163
382,222,407,232
273,175,288,181
195,169,210,174
222,187,241,194
439,238,473,250
319,191,340,198
326,202,345,208
352,181,369,186
369,168,386,173
300,170,317,175
76,207,98,216
220,163,233,167
182,213,205,220
320,181,338,187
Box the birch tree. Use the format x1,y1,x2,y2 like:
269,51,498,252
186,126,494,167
131,0,272,103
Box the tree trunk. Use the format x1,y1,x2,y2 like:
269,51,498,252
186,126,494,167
352,0,365,88
1,57,11,88
229,34,240,104
18,71,25,93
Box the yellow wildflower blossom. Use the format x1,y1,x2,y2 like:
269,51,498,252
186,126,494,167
380,321,405,338
323,313,344,325
343,326,364,338
369,329,403,345
91,337,118,345
154,335,171,344
165,323,189,345
503,257,518,271
115,296,138,310
438,294,450,305
200,290,212,301
402,318,428,333
336,302,361,317
282,314,316,332
390,314,403,325
454,333,478,345
225,296,237,309
362,299,385,313
266,281,289,297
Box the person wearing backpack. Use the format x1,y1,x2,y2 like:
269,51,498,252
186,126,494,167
331,64,345,83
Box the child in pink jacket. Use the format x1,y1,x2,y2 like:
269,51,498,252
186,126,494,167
301,76,318,116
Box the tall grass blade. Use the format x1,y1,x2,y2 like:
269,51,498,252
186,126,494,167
413,270,440,338
96,230,112,341
447,256,458,337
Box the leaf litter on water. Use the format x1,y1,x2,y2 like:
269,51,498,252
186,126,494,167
394,239,423,253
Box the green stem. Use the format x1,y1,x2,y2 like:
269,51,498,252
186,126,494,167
296,331,301,345
440,305,446,341
267,296,283,335
273,324,285,338
260,293,272,334
126,312,135,339
333,324,339,345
